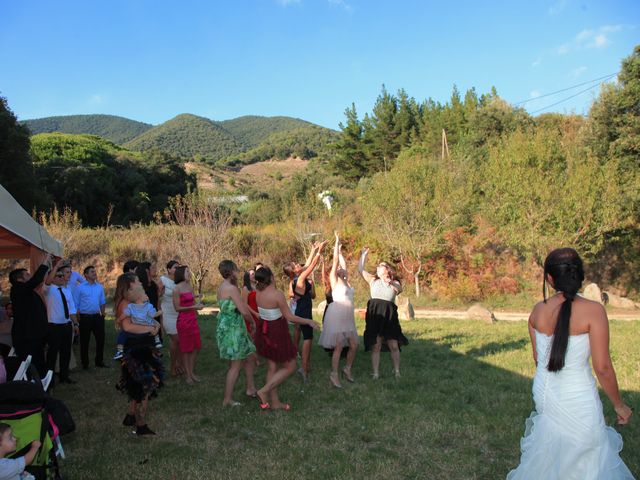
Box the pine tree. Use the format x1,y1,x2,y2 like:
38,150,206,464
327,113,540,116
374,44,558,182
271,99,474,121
330,104,369,183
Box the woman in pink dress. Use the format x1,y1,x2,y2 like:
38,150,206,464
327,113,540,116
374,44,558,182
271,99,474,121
172,266,204,385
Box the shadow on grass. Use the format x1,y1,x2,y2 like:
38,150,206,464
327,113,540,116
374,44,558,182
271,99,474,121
52,317,639,480
465,339,529,358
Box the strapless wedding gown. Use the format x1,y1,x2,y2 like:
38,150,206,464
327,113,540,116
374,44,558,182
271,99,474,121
507,331,635,479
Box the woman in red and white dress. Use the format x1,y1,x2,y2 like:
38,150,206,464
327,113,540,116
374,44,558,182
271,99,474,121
253,267,319,411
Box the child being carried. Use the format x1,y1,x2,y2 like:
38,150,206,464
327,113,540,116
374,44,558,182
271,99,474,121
115,283,163,356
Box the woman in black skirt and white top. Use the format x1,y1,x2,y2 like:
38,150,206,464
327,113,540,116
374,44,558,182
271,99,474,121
358,247,408,379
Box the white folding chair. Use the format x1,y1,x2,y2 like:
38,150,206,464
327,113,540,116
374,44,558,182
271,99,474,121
41,370,53,391
12,355,31,381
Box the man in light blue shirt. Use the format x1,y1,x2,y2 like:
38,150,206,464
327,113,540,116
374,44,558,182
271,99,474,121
73,266,107,370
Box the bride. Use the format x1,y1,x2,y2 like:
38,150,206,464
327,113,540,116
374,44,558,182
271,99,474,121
508,248,634,479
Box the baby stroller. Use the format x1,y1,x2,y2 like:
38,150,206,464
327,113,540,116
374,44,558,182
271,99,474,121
0,355,73,480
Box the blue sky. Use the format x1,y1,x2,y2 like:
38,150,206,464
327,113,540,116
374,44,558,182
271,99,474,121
1,0,637,129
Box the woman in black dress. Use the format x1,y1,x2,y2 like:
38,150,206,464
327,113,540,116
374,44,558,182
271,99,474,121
358,247,408,379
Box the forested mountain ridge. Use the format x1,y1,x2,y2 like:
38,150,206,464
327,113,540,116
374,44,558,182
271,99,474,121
123,113,243,162
22,114,153,144
22,113,336,164
217,115,316,149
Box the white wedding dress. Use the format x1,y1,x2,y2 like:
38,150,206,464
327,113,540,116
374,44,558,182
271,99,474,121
508,330,635,479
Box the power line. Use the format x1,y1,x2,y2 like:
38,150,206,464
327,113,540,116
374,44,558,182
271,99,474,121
529,81,610,115
513,72,618,106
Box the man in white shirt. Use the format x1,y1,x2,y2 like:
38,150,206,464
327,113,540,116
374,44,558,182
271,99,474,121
44,267,78,384
73,266,107,369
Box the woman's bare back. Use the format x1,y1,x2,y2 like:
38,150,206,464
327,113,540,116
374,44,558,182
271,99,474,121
531,294,605,336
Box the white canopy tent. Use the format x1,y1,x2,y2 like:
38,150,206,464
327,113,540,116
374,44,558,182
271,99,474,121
0,184,62,269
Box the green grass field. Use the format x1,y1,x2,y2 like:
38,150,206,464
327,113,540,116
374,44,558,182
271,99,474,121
53,316,639,479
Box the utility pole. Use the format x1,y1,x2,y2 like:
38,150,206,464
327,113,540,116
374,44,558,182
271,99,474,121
441,129,450,161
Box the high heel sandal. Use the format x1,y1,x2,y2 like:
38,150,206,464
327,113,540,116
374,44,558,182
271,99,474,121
330,372,343,389
257,391,270,410
394,369,401,379
342,368,355,383
371,372,379,380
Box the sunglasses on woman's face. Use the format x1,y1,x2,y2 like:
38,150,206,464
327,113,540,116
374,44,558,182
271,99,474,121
55,274,64,278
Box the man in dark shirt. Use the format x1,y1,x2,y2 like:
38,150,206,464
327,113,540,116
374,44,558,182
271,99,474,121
9,255,57,375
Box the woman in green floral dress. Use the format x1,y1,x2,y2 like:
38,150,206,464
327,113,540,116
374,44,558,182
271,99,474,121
216,260,256,406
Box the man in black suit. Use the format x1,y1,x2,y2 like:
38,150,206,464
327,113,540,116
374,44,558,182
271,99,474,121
9,254,57,376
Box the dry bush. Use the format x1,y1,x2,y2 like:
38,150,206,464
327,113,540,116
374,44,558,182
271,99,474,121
427,222,525,302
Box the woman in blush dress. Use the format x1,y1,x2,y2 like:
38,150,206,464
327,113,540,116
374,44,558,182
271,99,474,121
507,248,633,479
318,232,358,388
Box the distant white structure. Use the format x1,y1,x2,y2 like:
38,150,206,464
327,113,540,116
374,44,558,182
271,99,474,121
207,195,249,204
317,190,334,213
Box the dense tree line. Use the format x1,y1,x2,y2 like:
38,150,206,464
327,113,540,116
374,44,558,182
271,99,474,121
0,97,37,209
327,45,640,294
30,133,196,226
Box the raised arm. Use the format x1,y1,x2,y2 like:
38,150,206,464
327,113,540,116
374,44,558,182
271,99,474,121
301,242,319,270
589,305,632,425
26,262,51,290
329,232,340,288
296,240,328,292
338,247,347,271
44,257,62,286
358,247,374,284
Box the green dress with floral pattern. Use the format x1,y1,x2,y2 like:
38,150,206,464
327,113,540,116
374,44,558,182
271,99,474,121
216,299,256,360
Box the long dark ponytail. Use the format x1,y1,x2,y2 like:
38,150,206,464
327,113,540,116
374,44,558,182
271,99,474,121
543,248,584,372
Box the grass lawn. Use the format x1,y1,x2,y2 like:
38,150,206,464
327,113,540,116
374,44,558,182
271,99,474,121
53,316,639,479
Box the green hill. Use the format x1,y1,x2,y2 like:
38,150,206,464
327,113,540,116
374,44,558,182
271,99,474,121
124,114,243,161
22,114,153,144
217,115,315,149
220,125,339,167
22,113,338,166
